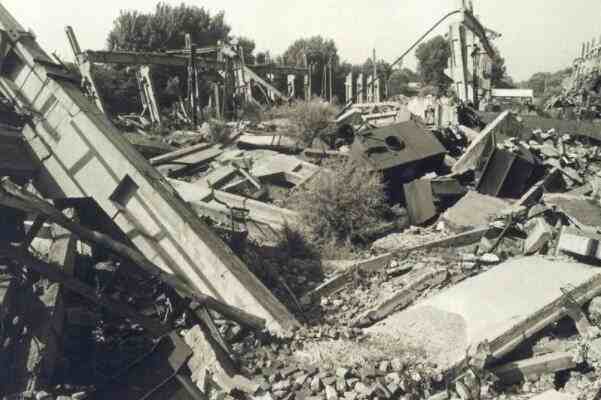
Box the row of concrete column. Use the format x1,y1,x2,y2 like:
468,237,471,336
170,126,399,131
344,72,381,104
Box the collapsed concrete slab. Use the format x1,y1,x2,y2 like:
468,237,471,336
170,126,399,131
366,257,601,372
440,191,510,232
169,178,298,229
0,5,296,331
544,194,601,229
249,153,321,186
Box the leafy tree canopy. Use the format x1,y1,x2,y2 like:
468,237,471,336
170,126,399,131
107,2,231,52
283,36,338,67
415,35,452,92
101,2,247,115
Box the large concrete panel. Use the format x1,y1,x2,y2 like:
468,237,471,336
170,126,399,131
367,257,601,370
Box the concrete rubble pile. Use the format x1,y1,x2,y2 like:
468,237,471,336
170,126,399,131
1,3,601,400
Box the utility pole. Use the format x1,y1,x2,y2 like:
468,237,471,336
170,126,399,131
329,56,333,102
373,48,377,102
186,33,198,127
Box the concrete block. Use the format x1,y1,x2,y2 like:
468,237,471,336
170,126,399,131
557,227,601,260
403,179,437,225
524,217,553,254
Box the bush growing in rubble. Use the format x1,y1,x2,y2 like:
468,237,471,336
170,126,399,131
208,119,232,144
289,99,338,145
289,158,389,255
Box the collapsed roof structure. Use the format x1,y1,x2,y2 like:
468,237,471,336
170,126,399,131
0,1,600,400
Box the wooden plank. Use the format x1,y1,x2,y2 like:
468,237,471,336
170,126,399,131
404,179,436,225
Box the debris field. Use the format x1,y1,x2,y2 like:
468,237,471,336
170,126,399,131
0,2,601,400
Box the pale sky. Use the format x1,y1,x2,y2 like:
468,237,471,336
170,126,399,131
2,0,600,81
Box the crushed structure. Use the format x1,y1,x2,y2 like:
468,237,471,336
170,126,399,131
0,1,600,400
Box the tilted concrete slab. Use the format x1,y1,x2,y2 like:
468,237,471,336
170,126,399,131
169,178,299,229
250,153,320,186
440,191,510,232
0,4,296,332
367,257,601,371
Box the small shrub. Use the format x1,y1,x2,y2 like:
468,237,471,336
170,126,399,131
241,101,264,122
262,103,295,120
289,158,389,251
289,99,338,145
277,222,319,259
208,119,232,144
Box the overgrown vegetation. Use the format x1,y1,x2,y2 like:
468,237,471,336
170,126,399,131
520,67,573,107
289,99,338,145
208,119,232,144
288,158,389,257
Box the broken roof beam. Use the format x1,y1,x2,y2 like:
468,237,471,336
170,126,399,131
491,352,577,384
452,110,509,175
0,4,295,332
247,63,309,75
3,243,171,336
24,208,77,391
461,7,496,58
0,178,266,331
242,65,290,101
80,50,225,70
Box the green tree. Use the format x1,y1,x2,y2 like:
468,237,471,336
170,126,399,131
107,3,231,51
283,36,338,98
415,35,452,93
236,36,256,64
487,46,514,88
388,68,419,96
100,2,236,115
523,68,572,105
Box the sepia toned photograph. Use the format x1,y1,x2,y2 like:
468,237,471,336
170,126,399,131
0,0,600,399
